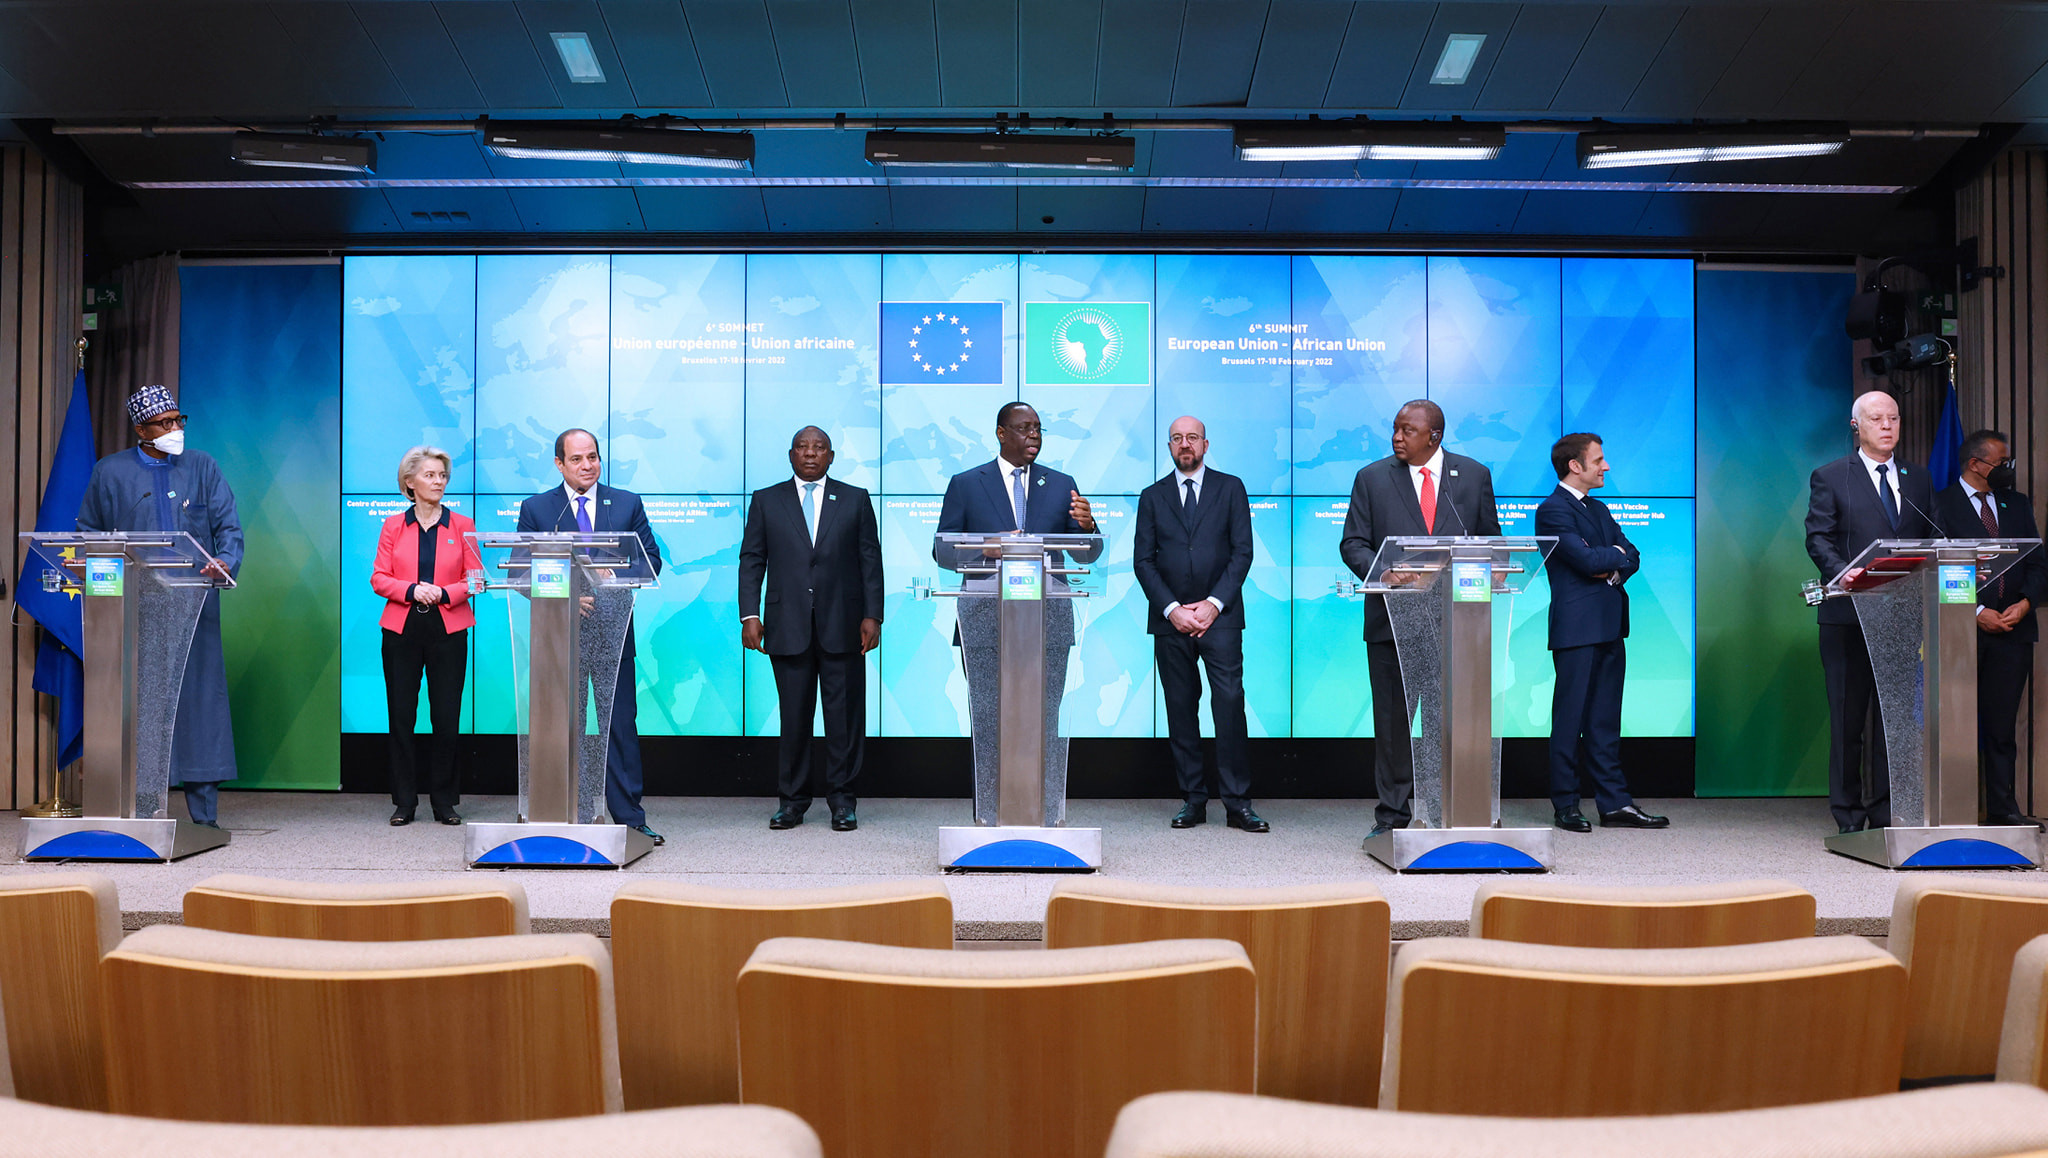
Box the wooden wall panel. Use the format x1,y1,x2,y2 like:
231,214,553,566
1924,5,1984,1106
1956,148,2048,814
1,145,84,811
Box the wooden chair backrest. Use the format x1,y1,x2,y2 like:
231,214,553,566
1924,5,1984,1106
0,877,115,1109
1475,886,1816,949
1045,887,1389,1105
1388,944,1906,1116
611,884,952,1108
102,933,613,1125
184,883,523,941
738,940,1255,1158
1900,887,2048,1080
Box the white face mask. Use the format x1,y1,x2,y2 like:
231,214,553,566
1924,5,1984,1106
147,428,185,456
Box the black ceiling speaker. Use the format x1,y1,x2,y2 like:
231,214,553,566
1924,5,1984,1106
1844,288,1905,347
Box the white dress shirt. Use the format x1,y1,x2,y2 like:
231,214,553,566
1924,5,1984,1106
742,474,829,626
1163,462,1225,618
1409,446,1447,505
1967,482,1999,532
1857,448,1903,514
561,482,598,529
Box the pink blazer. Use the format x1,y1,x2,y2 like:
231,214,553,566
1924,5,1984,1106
372,509,484,633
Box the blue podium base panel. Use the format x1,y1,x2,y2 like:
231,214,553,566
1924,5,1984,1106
465,821,653,869
939,825,1101,872
19,816,229,862
1826,825,2041,870
1365,826,1554,873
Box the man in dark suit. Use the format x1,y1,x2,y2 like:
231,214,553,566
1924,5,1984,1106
934,401,1102,826
1133,415,1265,833
1805,389,1936,834
1339,398,1501,839
1537,433,1668,833
739,425,884,832
1935,429,2048,826
517,428,666,845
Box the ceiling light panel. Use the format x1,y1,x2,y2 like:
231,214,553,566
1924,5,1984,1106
1578,127,1850,169
481,123,753,169
550,33,606,83
1430,34,1486,85
1233,122,1505,162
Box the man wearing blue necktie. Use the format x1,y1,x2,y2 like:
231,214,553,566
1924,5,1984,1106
516,429,666,845
1805,390,1935,834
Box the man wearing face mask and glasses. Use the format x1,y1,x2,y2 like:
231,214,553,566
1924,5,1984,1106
1935,430,2048,826
76,385,244,828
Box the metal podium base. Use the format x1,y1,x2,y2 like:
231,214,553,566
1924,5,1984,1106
1364,825,1553,873
466,822,653,869
19,816,229,862
940,825,1100,871
1825,825,2041,869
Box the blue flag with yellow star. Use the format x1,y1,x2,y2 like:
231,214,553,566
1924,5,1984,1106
18,372,93,767
880,302,1002,384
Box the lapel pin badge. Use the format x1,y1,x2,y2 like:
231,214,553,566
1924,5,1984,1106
1036,476,1045,486
828,493,838,501
1449,470,1460,477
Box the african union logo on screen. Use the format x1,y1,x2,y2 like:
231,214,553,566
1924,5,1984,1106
880,302,1003,385
1024,301,1150,385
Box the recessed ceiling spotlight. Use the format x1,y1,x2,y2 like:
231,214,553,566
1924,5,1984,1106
1430,34,1486,85
550,32,606,83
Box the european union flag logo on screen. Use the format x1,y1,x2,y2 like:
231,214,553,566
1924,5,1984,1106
881,302,1002,384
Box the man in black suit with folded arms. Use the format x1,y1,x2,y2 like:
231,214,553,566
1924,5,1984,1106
934,401,1102,826
1537,433,1668,833
517,428,666,845
1133,415,1265,833
1339,398,1501,840
1806,389,1935,834
1935,429,2048,826
739,425,883,832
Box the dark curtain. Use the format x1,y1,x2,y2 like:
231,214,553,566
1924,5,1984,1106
86,253,179,456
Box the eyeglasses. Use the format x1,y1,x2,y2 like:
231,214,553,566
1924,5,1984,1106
140,414,187,432
1168,433,1206,445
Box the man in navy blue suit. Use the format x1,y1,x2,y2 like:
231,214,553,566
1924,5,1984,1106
517,428,666,845
1935,429,2048,826
1536,433,1668,833
934,401,1102,825
1133,415,1264,832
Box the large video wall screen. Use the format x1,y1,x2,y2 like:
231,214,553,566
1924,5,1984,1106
339,253,1696,740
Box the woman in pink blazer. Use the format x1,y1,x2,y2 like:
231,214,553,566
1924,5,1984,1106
371,446,483,826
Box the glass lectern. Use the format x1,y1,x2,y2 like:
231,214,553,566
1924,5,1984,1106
923,531,1102,870
1353,535,1556,872
1822,537,2043,868
19,531,234,861
464,531,658,868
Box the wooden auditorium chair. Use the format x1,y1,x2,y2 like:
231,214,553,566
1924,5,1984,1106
1381,935,1906,1115
736,936,1254,1158
1995,933,2048,1089
0,1096,821,1157
0,873,118,1109
183,874,529,940
101,925,620,1124
1469,878,1816,948
609,878,952,1109
1103,1084,2048,1158
1043,877,1389,1105
1894,876,2048,1082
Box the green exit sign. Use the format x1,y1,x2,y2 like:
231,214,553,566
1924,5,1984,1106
83,283,121,309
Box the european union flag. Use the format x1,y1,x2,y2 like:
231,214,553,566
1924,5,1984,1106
17,371,93,768
880,301,1002,385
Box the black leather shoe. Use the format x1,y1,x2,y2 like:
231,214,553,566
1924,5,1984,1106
1838,824,1860,835
1600,805,1670,829
1171,802,1207,828
769,807,804,830
1554,808,1592,833
831,809,857,832
389,809,412,827
1226,808,1270,833
634,823,666,846
1990,814,2036,829
436,810,463,826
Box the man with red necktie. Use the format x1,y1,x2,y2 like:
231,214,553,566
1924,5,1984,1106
1339,399,1501,841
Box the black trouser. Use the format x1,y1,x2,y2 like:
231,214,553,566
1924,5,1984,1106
1367,639,1413,828
1155,626,1252,809
1819,621,1890,831
1549,640,1631,815
771,645,864,814
382,611,466,820
1980,631,2034,820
